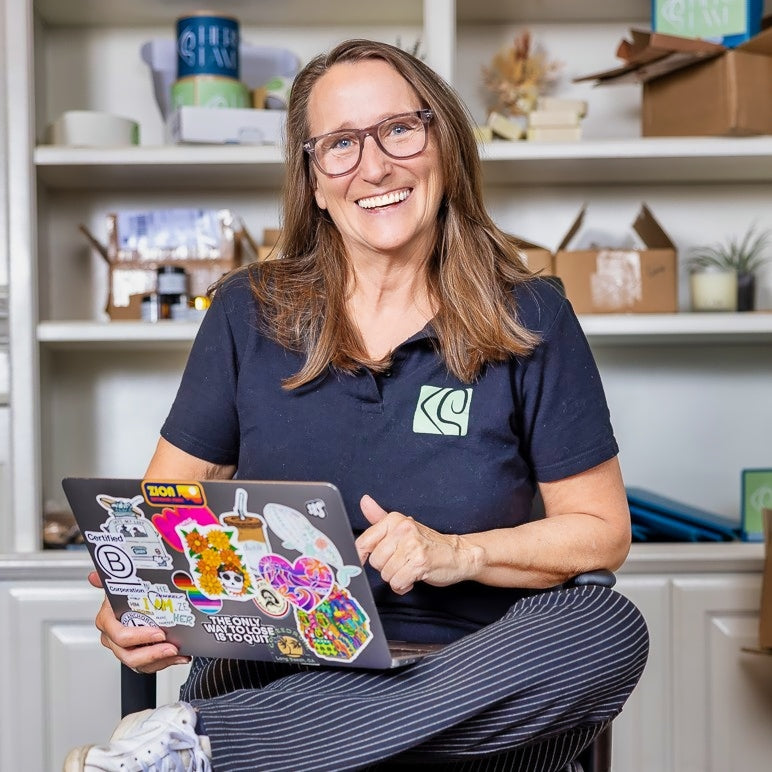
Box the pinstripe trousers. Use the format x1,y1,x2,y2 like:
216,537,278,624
181,584,649,772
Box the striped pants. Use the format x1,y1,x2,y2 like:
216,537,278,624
181,584,649,772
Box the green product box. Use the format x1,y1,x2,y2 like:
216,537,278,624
741,468,772,541
652,0,763,47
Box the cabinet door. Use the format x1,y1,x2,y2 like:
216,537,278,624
0,582,119,772
672,575,772,772
614,575,672,772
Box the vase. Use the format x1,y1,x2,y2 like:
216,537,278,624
736,272,756,312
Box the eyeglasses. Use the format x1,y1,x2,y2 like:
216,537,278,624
303,109,433,178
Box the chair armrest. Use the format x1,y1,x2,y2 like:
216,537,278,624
564,569,616,589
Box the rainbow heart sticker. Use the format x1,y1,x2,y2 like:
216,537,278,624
258,555,333,612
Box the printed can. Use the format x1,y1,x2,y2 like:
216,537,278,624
171,76,251,110
176,13,240,80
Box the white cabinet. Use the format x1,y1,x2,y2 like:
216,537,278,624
614,544,772,772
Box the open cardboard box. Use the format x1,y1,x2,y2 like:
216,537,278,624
576,25,772,136
79,211,247,320
512,236,554,276
554,205,677,314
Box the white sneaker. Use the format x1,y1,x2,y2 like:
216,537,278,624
62,702,212,772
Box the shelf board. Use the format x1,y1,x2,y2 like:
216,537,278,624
37,320,200,349
33,0,656,27
37,313,772,350
580,312,772,344
479,136,772,185
36,136,772,190
33,0,423,27
35,145,286,191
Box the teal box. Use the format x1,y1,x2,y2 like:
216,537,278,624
741,468,772,541
652,0,764,47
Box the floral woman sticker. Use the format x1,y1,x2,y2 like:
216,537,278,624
177,523,257,600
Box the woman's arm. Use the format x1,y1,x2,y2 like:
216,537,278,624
91,437,236,673
356,456,630,594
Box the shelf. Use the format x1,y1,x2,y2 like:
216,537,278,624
36,313,772,350
37,320,200,349
35,145,286,191
33,0,424,27
579,312,772,345
32,0,657,27
36,137,772,190
479,137,772,185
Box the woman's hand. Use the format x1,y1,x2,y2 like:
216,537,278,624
354,495,483,594
89,571,191,674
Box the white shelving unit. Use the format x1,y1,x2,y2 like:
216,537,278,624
3,3,772,770
3,0,771,551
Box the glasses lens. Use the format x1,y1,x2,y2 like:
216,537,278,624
377,113,427,158
315,131,361,176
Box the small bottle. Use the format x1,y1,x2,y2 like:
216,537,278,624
156,266,188,320
140,293,160,322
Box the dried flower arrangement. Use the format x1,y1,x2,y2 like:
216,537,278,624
482,31,562,116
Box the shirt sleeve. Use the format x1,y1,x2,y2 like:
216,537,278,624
160,280,242,465
515,290,618,482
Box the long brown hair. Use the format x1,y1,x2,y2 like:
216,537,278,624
250,39,539,389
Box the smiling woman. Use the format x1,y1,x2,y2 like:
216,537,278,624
66,39,648,772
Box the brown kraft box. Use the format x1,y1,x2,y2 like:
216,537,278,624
643,27,772,136
554,205,677,314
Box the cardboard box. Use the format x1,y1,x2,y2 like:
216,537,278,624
80,210,241,320
512,236,553,275
760,509,772,649
554,205,677,314
168,107,286,145
643,26,772,135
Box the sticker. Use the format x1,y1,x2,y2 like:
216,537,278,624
262,502,362,587
252,579,290,618
120,611,159,628
258,554,333,612
218,488,272,575
127,581,195,627
177,523,258,600
172,571,223,615
105,578,146,597
143,481,206,507
269,626,318,665
95,493,174,570
199,615,276,646
151,506,218,552
295,585,372,663
93,542,135,579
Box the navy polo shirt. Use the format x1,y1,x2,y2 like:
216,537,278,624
162,271,617,643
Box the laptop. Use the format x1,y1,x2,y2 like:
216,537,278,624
62,477,444,669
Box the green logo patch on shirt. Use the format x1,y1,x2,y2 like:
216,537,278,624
412,386,473,436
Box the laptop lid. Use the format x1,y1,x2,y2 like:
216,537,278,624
62,477,421,669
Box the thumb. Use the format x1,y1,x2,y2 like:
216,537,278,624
360,494,389,525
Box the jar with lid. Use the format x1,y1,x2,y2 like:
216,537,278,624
157,266,188,320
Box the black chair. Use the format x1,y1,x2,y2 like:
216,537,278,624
121,570,617,772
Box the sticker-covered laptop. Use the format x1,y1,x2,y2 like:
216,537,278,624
62,478,442,669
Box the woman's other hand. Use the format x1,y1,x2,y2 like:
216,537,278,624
355,495,483,594
89,571,190,674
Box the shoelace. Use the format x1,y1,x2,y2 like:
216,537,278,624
135,726,210,772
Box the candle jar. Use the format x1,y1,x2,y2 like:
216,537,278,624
689,268,738,312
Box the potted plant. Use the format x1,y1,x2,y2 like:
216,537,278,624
687,224,771,312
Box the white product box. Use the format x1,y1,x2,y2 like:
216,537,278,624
168,107,286,145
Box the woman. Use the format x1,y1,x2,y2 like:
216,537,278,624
65,39,648,772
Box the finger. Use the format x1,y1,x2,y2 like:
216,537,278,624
359,494,389,525
95,599,166,648
87,571,103,589
100,631,186,673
